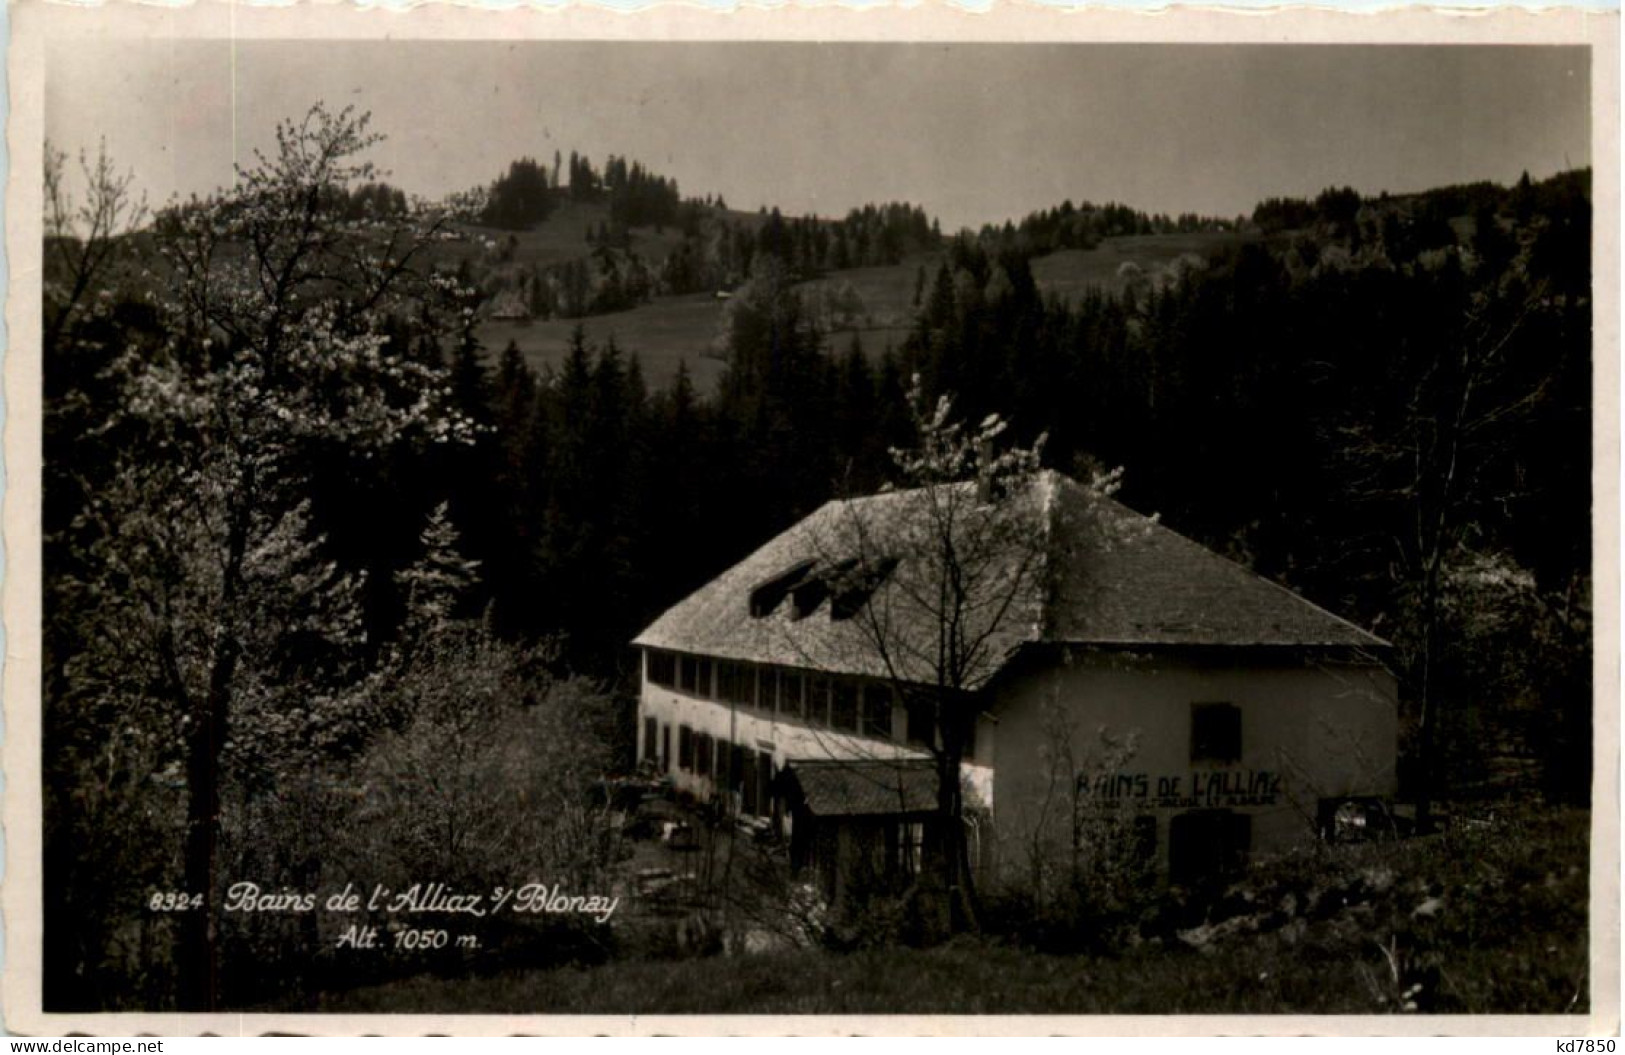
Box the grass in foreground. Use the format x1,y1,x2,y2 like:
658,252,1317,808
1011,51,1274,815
319,806,1589,1016
319,930,1583,1016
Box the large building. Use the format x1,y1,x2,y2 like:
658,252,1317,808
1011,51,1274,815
632,470,1397,889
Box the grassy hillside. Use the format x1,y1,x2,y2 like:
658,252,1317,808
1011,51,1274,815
470,229,1258,392
427,201,770,273
476,293,729,392
1030,231,1256,301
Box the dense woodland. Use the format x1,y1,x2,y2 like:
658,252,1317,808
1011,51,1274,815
443,164,1591,807
41,106,1591,1010
442,150,947,322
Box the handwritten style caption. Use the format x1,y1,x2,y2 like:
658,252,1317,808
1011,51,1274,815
148,881,619,952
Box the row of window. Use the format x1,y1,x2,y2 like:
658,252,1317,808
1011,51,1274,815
646,649,950,749
642,717,774,816
656,653,1231,767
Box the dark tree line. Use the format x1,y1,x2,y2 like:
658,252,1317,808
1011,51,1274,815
918,172,1592,808
50,129,1593,814
470,151,683,232
477,150,686,232
602,156,682,230
644,201,943,301
481,157,556,229
422,292,917,683
331,180,411,222
465,187,943,324
981,199,1235,256
433,170,1592,811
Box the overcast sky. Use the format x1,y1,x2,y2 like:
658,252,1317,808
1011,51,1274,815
45,41,1590,231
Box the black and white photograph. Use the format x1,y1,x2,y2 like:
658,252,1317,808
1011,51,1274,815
8,4,1615,1033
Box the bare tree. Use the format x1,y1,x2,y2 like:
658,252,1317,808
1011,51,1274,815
793,378,1075,934
1334,266,1572,825
1026,692,1148,916
43,139,148,356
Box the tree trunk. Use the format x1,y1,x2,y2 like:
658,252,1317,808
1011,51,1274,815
934,720,980,936
179,635,237,1011
179,506,248,1011
1413,552,1444,832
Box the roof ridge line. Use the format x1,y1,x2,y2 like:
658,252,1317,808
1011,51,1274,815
1135,510,1392,649
1242,563,1393,648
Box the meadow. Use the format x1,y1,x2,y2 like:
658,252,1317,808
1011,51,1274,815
467,230,1256,392
319,806,1590,1016
1029,231,1257,301
477,292,730,393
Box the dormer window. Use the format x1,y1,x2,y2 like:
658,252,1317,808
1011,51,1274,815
753,555,899,622
830,557,900,621
788,558,858,620
789,577,831,620
749,560,816,618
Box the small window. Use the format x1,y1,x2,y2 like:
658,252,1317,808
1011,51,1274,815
646,650,677,689
661,724,672,773
695,658,714,699
642,717,659,763
807,676,831,726
895,821,924,876
678,725,694,771
863,684,894,738
749,560,816,618
781,671,805,718
1191,703,1241,764
721,741,744,790
906,698,934,748
740,747,759,812
718,662,753,707
677,655,699,694
757,753,776,818
831,681,859,732
696,733,713,777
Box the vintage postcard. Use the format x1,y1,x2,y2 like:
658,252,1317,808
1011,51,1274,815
3,0,1618,1037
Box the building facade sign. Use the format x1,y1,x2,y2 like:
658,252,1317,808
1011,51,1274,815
1081,769,1284,810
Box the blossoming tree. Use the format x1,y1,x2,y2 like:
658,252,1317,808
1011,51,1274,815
55,104,476,1009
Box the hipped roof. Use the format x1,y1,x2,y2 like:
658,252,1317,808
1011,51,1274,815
633,470,1386,690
